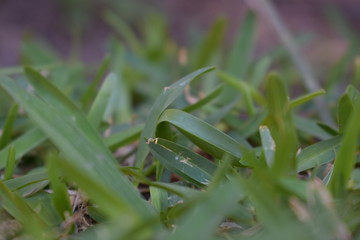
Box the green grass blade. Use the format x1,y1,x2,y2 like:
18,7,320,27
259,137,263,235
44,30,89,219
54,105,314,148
182,85,223,113
259,125,275,167
0,103,18,149
46,152,72,220
167,180,242,240
329,99,360,197
250,56,272,87
148,138,216,187
264,72,298,175
104,10,142,54
56,158,139,222
24,67,112,155
296,136,340,172
0,76,154,219
218,71,256,115
158,109,247,161
352,57,360,86
81,55,111,109
338,94,353,133
0,128,46,169
289,89,326,109
226,11,256,77
87,73,116,128
294,116,333,140
194,18,226,68
3,146,16,180
4,170,48,197
0,63,60,76
135,66,215,168
0,180,49,238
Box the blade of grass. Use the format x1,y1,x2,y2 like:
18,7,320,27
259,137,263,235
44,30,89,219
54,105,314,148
166,180,243,240
264,72,298,176
297,136,341,172
226,11,256,77
0,76,155,219
135,66,215,169
194,18,227,68
148,138,216,187
259,125,275,167
329,99,360,197
4,170,48,197
218,71,257,115
0,180,49,238
3,146,16,180
24,67,112,157
158,109,248,161
0,103,18,149
81,55,111,109
87,72,116,128
46,152,72,220
104,10,142,54
289,89,326,109
0,127,47,169
182,85,223,113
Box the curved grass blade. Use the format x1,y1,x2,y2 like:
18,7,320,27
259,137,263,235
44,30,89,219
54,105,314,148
158,109,247,161
0,128,47,169
135,66,215,168
0,76,154,219
0,103,18,149
148,138,216,187
296,136,341,172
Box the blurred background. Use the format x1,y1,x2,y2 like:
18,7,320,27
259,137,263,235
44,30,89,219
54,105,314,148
0,0,359,68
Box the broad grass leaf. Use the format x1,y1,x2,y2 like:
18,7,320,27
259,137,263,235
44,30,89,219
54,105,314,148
148,138,216,186
297,136,341,172
158,109,248,162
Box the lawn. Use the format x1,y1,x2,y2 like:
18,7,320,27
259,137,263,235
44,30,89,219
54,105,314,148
0,2,360,240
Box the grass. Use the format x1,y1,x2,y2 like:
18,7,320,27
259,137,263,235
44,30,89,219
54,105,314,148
1,3,360,240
